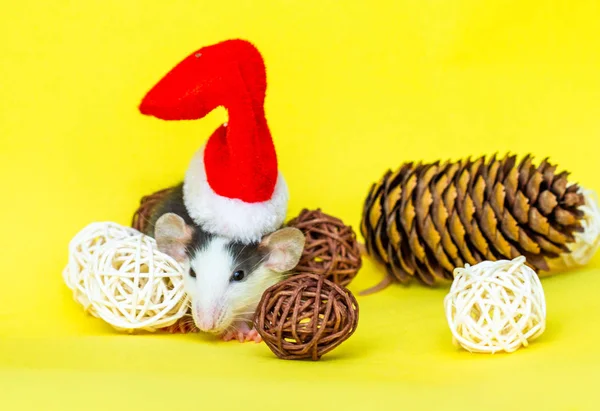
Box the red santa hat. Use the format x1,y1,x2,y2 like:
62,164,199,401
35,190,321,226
139,39,288,244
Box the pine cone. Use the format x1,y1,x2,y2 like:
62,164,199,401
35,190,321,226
361,154,585,286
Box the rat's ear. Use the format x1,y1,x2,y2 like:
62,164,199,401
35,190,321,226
261,227,306,273
154,213,194,263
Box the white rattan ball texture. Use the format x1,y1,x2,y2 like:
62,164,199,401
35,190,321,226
444,256,546,354
85,234,189,332
63,222,139,314
559,187,600,268
63,222,190,332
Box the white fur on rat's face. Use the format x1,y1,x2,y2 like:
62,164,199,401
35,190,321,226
185,237,280,334
154,212,305,337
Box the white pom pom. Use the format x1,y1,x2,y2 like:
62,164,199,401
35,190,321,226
63,222,190,332
64,222,139,314
559,187,600,268
444,256,546,354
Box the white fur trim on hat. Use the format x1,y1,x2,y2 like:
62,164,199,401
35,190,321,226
183,146,289,244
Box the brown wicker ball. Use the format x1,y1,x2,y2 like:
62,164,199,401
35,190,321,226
131,187,172,234
254,273,359,360
286,209,362,287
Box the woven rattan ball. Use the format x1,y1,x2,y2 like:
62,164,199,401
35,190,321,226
84,233,190,332
444,256,546,354
254,273,359,360
131,187,172,234
286,209,362,287
63,222,139,313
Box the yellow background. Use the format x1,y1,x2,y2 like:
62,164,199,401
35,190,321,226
2,0,600,409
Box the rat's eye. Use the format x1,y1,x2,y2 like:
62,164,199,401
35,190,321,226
189,269,197,278
231,270,245,282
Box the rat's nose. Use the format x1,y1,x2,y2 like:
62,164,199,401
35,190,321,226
193,304,224,332
197,317,214,331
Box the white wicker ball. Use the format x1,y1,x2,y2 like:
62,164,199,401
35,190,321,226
85,234,189,332
63,222,139,314
444,256,546,354
63,222,190,332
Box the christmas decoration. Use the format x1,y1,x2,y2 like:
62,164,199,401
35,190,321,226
130,196,364,333
139,39,288,245
361,154,587,288
254,273,359,360
64,222,139,311
131,187,174,234
554,187,600,269
444,256,546,354
63,222,189,332
286,209,362,286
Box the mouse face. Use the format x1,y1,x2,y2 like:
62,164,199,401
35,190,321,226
154,213,305,335
185,237,274,333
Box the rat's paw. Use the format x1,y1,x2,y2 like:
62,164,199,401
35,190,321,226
221,330,237,342
245,328,262,343
221,322,261,343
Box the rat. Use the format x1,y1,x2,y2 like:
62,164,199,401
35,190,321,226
142,183,305,342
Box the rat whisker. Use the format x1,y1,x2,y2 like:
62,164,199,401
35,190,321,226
234,250,269,271
251,253,270,270
232,244,248,263
135,213,155,234
232,255,255,270
179,319,196,328
235,312,257,317
227,316,257,324
233,310,257,317
228,319,250,325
